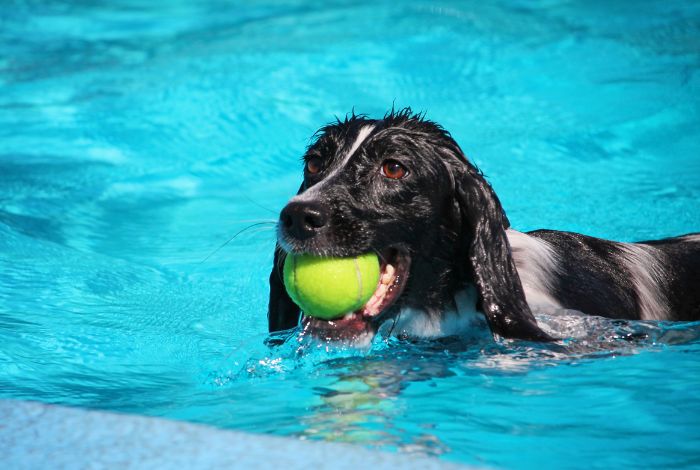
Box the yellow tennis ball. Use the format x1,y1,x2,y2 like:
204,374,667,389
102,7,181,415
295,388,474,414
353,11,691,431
283,253,380,320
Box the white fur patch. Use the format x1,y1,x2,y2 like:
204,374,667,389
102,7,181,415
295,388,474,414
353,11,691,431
294,125,375,202
344,125,375,164
391,286,485,339
506,230,562,309
617,244,669,320
680,233,700,243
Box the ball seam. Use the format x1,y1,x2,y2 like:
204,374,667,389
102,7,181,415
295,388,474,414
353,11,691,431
353,257,363,311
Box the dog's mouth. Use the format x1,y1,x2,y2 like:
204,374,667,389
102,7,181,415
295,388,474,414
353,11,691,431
301,247,411,342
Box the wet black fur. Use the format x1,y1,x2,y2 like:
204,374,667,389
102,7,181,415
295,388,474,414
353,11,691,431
269,109,700,341
528,230,700,321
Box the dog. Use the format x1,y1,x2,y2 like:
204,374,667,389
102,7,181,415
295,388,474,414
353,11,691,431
268,109,700,343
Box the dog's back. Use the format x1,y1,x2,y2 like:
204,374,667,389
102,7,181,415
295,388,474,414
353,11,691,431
516,230,700,321
638,234,700,320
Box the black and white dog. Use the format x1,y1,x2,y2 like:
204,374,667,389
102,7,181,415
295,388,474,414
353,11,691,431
269,109,700,343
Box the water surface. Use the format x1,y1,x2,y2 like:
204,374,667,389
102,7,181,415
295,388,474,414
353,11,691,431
1,1,699,468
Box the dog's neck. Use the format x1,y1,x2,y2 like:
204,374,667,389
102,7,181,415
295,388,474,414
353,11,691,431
390,285,487,339
387,230,565,340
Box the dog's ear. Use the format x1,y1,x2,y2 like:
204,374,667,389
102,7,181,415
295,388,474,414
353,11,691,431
268,183,304,333
268,245,300,332
454,162,553,341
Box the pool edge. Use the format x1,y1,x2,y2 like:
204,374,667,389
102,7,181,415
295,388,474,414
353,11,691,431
0,399,477,469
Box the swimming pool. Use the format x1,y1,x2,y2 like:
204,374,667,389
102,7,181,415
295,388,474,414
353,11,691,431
1,0,699,467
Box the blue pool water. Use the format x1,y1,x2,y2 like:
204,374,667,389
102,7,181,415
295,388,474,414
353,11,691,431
1,1,700,468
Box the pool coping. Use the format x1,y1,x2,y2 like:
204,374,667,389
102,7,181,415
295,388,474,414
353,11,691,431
0,399,475,469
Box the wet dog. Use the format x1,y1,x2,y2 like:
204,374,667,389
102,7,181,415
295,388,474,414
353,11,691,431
269,109,700,342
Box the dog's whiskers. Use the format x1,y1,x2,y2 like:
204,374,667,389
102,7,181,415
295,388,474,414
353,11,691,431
228,218,279,225
199,221,277,265
241,194,278,215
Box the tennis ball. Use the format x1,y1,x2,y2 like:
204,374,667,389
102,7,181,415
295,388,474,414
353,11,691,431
283,252,380,320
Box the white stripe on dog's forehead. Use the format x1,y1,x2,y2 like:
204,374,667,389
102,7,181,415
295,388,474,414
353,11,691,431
293,124,375,202
344,125,375,164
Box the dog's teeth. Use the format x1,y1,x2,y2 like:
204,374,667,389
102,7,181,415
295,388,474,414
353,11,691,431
364,299,380,316
343,312,356,320
365,292,383,312
381,264,396,285
364,264,399,317
363,284,387,316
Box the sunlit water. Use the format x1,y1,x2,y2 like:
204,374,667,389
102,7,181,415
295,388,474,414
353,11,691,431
1,1,700,468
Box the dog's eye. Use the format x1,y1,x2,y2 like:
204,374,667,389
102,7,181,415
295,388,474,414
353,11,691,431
381,160,408,179
306,157,322,174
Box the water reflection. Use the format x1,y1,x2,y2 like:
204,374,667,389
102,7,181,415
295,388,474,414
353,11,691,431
298,341,457,456
229,317,700,457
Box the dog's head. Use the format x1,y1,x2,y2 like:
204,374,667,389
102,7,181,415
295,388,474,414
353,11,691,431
269,109,550,343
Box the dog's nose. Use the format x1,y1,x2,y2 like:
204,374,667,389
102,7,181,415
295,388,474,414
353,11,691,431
280,201,328,240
